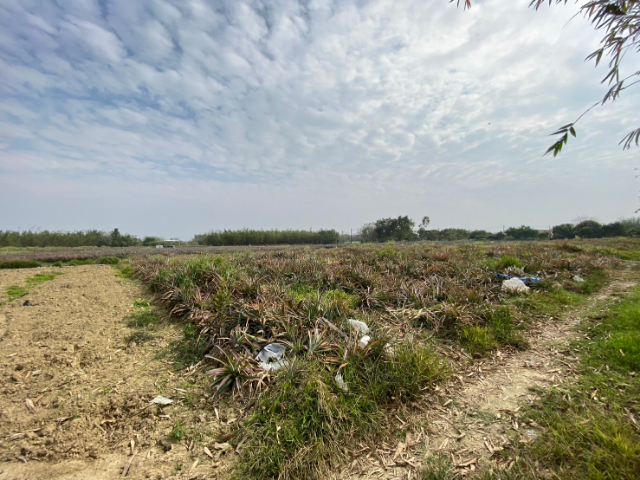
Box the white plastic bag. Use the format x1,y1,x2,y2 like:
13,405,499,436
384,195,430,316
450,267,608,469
348,319,370,334
335,373,348,392
256,344,289,371
501,278,529,293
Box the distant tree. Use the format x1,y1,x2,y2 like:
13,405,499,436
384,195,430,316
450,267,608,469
110,228,121,246
455,0,640,155
142,236,163,246
505,225,539,240
574,220,603,238
469,230,491,240
552,223,576,239
371,216,417,242
438,228,471,241
417,229,440,241
193,229,339,246
419,216,430,229
359,223,377,243
601,221,626,237
620,217,640,236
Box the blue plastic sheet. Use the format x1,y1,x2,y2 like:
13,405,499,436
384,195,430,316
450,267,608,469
496,273,541,285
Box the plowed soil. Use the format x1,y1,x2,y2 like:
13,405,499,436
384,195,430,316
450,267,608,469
0,266,233,480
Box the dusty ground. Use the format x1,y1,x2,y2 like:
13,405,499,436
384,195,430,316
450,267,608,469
0,266,235,480
335,264,639,479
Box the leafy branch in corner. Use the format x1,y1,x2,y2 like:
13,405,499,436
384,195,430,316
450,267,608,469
457,0,640,155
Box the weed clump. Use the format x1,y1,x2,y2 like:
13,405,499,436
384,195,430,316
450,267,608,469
498,286,640,479
128,243,620,478
96,256,120,265
237,341,445,479
0,260,42,269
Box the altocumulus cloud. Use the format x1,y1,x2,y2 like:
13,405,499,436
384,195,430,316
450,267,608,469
0,0,639,238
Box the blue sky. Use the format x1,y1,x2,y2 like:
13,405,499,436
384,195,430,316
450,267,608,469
1,0,638,239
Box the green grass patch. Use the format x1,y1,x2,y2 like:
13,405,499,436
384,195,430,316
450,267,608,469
1,272,63,305
458,307,527,356
169,420,187,442
420,454,455,480
235,341,446,480
0,260,42,269
496,255,523,270
96,256,120,265
26,272,63,287
5,285,29,302
125,299,161,344
126,309,160,328
497,286,640,479
68,259,94,266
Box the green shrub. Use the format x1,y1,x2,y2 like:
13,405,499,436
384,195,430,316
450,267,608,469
0,260,42,269
496,255,523,270
96,256,120,265
68,259,93,266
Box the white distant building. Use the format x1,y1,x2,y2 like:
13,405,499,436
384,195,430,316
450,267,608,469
155,239,180,248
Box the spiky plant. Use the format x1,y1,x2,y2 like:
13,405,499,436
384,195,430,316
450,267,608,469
205,347,266,401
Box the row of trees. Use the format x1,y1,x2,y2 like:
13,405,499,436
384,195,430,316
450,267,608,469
3,219,639,248
358,217,640,243
192,229,340,246
0,229,142,248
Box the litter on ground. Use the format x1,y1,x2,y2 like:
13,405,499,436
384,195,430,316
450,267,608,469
501,278,530,293
256,343,289,371
348,319,370,334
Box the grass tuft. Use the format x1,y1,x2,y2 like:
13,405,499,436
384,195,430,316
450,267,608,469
235,341,446,479
498,286,640,479
2,272,63,305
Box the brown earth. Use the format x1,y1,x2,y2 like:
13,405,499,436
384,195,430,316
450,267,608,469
0,265,236,480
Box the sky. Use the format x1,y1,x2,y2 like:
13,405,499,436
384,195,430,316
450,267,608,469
1,0,639,240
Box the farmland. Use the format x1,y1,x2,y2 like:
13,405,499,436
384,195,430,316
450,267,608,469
1,239,639,479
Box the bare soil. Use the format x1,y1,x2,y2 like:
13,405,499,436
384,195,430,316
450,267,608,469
0,266,233,480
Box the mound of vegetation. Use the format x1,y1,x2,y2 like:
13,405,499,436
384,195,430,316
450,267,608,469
130,243,618,478
0,260,42,269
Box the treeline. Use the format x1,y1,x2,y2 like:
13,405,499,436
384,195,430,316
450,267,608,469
0,229,142,248
193,229,339,246
358,216,640,242
3,218,638,249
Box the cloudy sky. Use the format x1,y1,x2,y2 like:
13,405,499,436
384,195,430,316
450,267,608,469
1,0,638,239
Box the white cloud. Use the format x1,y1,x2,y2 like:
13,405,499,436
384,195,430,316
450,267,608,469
0,0,638,237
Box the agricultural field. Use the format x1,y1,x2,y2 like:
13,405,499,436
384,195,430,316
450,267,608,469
0,244,320,267
1,240,639,479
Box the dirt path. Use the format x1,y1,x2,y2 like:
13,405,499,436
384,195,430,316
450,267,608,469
0,266,231,480
336,265,639,479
